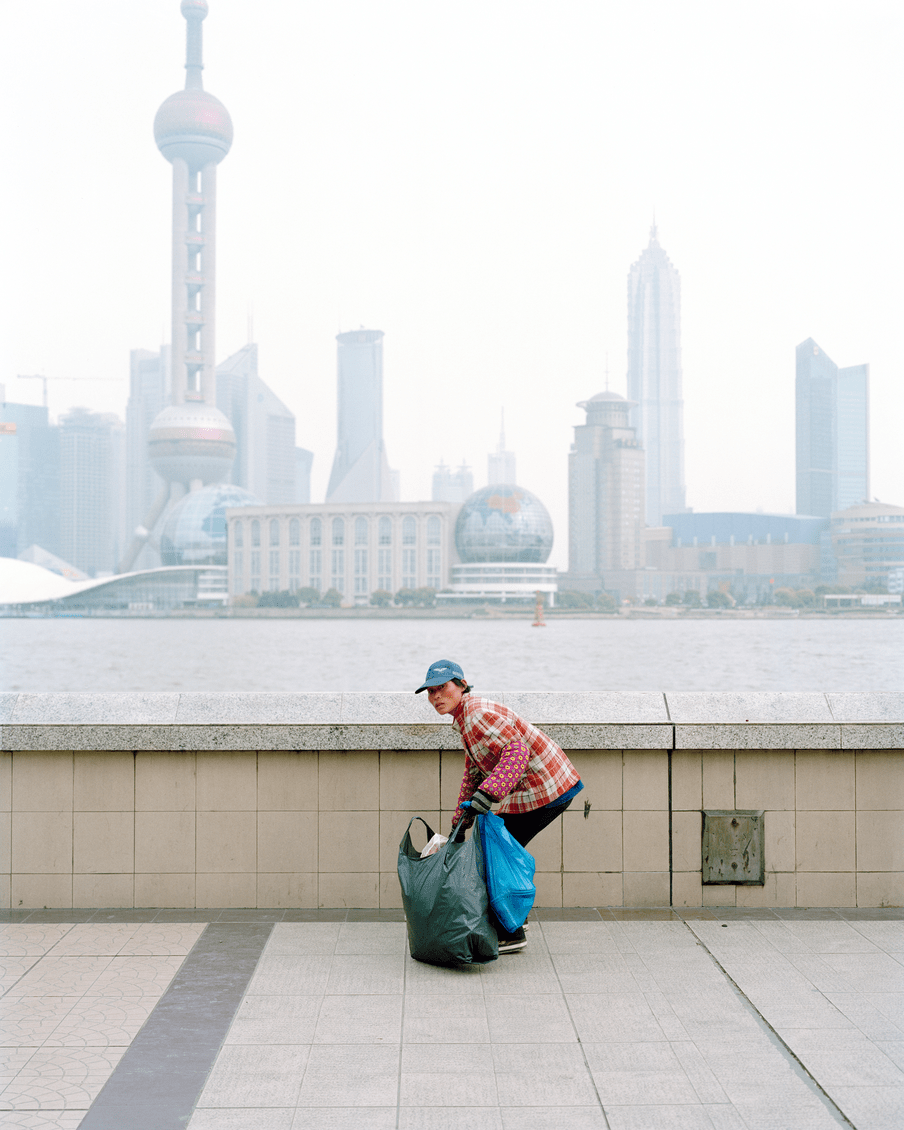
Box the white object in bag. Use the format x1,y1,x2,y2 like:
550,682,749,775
419,833,449,858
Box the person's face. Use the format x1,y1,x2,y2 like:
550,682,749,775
426,680,465,715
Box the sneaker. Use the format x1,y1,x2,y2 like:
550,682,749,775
497,927,527,954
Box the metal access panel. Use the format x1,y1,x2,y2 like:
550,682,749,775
702,810,765,885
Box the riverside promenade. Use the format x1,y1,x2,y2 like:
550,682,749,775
1,905,902,1129
2,691,902,1127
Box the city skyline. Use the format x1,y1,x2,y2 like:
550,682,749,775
3,2,903,569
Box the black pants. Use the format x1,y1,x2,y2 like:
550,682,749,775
492,797,574,940
499,796,575,848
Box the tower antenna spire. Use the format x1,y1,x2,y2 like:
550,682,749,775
182,0,207,91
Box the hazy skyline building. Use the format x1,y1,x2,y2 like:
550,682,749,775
432,460,474,503
568,391,645,585
0,396,60,561
326,329,398,504
796,338,869,518
120,0,237,571
124,347,170,570
487,413,516,486
59,408,123,576
626,225,687,526
216,343,312,505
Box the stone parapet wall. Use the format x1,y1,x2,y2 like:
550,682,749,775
1,693,902,910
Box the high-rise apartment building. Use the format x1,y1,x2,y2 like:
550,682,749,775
59,408,123,576
0,397,60,560
326,330,397,504
796,338,869,518
568,391,645,582
626,226,687,526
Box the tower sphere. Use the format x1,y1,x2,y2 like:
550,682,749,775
455,484,553,564
154,88,233,167
147,402,236,487
181,0,208,17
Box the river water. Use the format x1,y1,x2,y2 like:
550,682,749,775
1,616,901,693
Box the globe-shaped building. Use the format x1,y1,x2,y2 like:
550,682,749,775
455,485,554,564
160,484,260,567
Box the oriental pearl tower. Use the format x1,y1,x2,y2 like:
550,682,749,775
119,0,238,572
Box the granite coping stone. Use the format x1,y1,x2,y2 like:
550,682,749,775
826,692,904,721
0,692,18,723
672,722,844,750
0,693,901,752
666,692,836,723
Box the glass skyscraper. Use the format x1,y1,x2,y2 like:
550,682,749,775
326,330,398,504
795,339,869,517
626,226,687,527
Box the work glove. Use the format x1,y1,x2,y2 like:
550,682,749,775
465,789,495,816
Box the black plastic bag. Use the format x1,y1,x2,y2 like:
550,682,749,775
397,817,498,965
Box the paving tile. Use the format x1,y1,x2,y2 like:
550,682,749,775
669,1041,729,1103
294,1110,398,1129
604,1106,745,1129
296,1062,400,1107
87,955,186,996
42,997,159,1047
44,925,140,958
297,1045,400,1107
484,993,576,1043
13,1047,126,1079
313,994,403,1044
877,1041,904,1069
827,1085,904,1130
264,923,341,955
196,1044,309,1108
0,1111,87,1127
720,1083,847,1130
116,923,205,956
11,957,112,997
0,927,72,958
499,1109,608,1130
822,953,904,992
565,993,667,1043
188,1110,295,1129
334,922,407,954
537,922,622,953
399,1071,491,1106
590,1072,699,1106
0,1077,110,1110
795,1046,904,1087
325,954,405,995
492,1043,599,1105
247,954,332,995
822,993,904,1040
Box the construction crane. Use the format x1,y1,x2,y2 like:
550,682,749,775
16,374,122,410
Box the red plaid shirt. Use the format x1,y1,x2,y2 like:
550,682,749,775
451,696,580,824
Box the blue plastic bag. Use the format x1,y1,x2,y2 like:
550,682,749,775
476,811,537,934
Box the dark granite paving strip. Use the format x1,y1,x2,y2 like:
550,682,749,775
79,922,273,1130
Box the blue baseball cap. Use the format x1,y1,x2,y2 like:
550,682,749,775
415,659,464,694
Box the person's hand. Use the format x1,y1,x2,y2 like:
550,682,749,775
466,789,495,816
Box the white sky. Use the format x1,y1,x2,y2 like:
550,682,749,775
2,0,902,569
